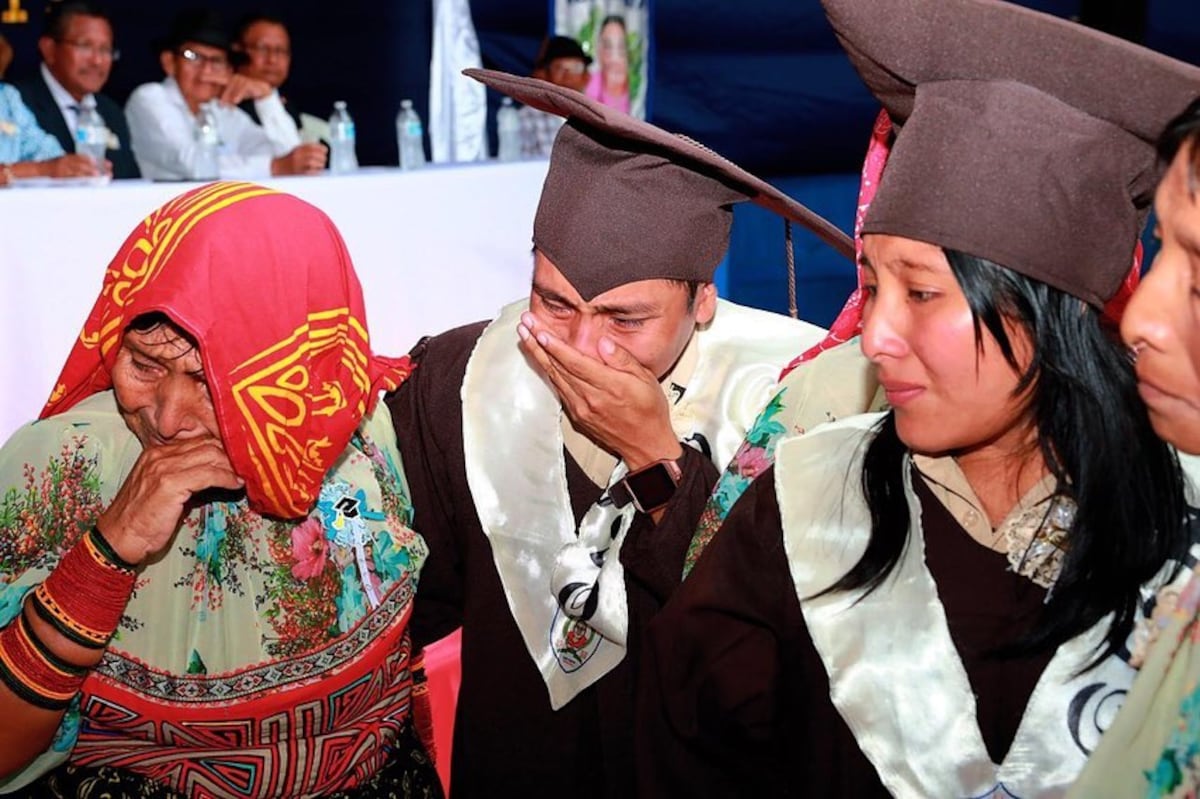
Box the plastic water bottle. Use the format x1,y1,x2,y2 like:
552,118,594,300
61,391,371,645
396,99,426,170
74,97,108,168
192,102,220,180
497,97,521,162
328,101,359,174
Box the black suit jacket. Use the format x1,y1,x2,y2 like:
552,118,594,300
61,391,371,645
13,72,140,179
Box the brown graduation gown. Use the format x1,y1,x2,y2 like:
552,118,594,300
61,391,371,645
638,466,1053,797
386,322,719,798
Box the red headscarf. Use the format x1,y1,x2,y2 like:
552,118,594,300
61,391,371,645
41,182,413,519
782,109,1142,378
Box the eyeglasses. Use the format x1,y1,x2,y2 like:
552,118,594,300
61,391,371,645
60,39,120,61
547,61,586,76
177,48,230,70
242,43,290,59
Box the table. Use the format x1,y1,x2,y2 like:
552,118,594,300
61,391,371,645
0,161,549,442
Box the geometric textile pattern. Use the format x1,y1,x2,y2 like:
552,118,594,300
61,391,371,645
71,579,415,798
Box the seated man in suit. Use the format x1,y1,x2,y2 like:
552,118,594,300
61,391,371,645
13,1,138,179
125,10,325,181
230,13,305,154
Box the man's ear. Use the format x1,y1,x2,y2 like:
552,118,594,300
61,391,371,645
159,50,176,77
694,282,718,325
37,35,56,67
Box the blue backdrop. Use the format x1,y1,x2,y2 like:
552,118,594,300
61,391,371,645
2,0,1195,321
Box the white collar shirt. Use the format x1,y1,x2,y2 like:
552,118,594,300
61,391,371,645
251,90,301,152
124,77,280,181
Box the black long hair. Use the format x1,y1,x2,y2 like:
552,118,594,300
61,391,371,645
823,250,1189,664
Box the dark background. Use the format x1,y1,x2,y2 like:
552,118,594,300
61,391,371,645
4,0,1196,172
3,0,1196,322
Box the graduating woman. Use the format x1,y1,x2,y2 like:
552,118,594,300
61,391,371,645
639,1,1200,796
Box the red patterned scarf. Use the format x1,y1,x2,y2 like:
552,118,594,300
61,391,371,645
40,182,412,518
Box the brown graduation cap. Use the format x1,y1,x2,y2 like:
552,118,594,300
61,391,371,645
821,0,1200,307
466,68,855,301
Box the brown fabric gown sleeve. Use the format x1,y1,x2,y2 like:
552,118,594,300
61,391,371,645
635,466,798,797
620,446,720,605
385,322,488,649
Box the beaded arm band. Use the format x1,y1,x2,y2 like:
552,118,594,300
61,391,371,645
30,526,137,650
0,528,136,708
0,612,88,710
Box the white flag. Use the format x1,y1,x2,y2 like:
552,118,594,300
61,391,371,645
429,0,487,163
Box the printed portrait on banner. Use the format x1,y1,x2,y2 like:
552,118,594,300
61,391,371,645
554,0,649,119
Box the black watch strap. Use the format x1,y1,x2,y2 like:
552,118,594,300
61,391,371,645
610,456,684,514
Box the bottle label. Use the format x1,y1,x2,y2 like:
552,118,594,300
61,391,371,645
406,121,422,137
75,125,106,146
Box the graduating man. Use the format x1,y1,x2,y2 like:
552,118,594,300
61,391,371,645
387,69,870,796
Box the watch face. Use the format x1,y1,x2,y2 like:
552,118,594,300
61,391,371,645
626,462,679,511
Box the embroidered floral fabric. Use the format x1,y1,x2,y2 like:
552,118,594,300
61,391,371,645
681,111,894,578
0,391,429,796
682,335,881,578
1064,508,1200,799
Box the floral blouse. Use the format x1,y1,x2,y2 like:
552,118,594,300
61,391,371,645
0,391,428,796
0,82,64,166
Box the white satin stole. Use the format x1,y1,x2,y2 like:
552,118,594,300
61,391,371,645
463,298,823,709
777,414,1191,799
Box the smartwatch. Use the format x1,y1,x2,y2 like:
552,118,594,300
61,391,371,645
610,457,683,514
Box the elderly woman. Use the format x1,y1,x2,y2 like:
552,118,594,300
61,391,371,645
638,1,1200,796
0,182,440,798
1065,101,1200,798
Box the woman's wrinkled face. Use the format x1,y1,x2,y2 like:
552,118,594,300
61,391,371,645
1122,141,1200,454
860,234,1035,458
111,321,222,449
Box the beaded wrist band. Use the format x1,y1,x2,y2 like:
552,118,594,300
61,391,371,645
30,527,137,650
0,611,88,710
87,526,139,574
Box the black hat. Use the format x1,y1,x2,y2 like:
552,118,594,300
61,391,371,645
822,0,1200,307
467,68,854,301
536,36,592,70
155,9,233,56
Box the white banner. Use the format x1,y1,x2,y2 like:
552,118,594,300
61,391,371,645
429,0,487,162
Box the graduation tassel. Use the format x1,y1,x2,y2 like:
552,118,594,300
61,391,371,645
785,219,798,319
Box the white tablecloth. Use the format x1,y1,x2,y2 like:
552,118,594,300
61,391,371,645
0,161,549,443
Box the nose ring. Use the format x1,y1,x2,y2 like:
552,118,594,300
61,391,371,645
1126,341,1146,364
